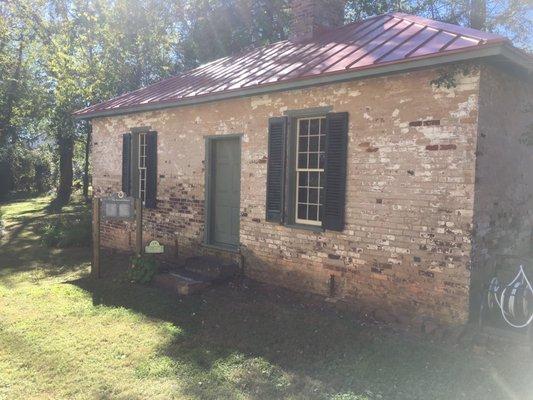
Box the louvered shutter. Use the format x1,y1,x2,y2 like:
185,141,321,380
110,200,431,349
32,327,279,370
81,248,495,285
323,112,348,231
145,131,158,209
122,133,132,196
265,117,287,222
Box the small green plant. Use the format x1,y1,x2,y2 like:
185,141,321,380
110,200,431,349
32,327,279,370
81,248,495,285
41,215,91,248
41,221,62,246
128,254,159,284
431,63,475,89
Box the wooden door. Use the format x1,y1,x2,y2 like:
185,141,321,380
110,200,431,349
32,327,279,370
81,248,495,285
209,137,241,248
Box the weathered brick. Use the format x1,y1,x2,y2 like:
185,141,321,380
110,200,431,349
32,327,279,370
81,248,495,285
439,144,457,150
470,65,533,313
90,65,501,326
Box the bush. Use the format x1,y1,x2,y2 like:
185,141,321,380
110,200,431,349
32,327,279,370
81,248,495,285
41,215,91,248
128,255,159,284
0,143,55,197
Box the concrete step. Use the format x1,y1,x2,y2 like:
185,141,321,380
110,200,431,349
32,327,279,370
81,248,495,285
152,271,211,296
154,255,239,295
161,255,239,281
183,255,240,280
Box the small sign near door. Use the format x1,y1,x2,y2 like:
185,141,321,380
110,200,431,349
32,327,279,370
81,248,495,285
145,240,164,254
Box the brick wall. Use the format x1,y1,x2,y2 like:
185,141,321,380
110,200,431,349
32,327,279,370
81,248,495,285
92,65,482,325
470,65,533,315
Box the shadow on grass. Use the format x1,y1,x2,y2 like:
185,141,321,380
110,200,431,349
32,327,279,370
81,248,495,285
69,265,533,400
0,214,89,270
0,194,42,205
0,196,91,285
2,196,532,399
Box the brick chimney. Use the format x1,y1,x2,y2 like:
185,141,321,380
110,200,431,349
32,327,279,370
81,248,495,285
290,0,345,42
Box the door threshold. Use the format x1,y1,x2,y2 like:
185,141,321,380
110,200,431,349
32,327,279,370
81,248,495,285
202,242,240,254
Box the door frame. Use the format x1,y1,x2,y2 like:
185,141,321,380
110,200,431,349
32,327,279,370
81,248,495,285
204,134,242,250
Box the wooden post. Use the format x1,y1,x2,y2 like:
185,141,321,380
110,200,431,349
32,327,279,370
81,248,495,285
92,197,101,278
135,198,143,256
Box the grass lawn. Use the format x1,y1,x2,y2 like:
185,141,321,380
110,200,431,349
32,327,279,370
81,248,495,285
0,196,532,400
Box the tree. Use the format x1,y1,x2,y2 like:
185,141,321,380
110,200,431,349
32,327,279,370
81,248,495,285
469,0,486,30
13,0,181,205
0,0,53,198
1,0,530,204
174,0,291,69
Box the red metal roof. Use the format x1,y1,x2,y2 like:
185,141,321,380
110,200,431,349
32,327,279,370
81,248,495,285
75,12,510,118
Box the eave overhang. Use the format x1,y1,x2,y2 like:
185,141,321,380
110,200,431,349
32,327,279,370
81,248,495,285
75,43,531,120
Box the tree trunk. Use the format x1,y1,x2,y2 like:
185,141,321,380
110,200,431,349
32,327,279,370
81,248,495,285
55,135,74,206
82,123,91,200
470,0,486,30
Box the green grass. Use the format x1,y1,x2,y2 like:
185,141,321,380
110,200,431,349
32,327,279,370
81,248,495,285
0,196,532,399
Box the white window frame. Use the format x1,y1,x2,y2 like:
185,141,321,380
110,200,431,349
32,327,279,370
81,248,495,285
295,116,326,226
138,132,147,203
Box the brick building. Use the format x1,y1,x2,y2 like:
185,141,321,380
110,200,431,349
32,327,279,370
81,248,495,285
75,1,533,326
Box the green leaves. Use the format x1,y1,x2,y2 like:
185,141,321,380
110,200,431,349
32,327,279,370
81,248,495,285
175,0,291,68
1,0,531,200
129,255,159,285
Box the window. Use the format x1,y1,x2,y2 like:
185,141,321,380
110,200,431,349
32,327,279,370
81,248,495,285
295,117,326,226
122,130,158,209
138,132,147,203
265,111,348,232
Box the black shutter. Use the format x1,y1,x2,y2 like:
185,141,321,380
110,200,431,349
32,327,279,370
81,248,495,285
265,117,287,222
145,131,158,209
323,112,348,231
122,133,131,196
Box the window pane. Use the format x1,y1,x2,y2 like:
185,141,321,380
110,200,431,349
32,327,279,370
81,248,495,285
308,188,318,203
308,153,319,169
309,136,319,152
299,171,308,186
298,204,307,219
319,153,325,169
299,119,309,136
308,205,318,221
309,118,320,135
309,172,319,187
319,118,326,134
298,153,307,169
298,188,308,203
298,136,308,152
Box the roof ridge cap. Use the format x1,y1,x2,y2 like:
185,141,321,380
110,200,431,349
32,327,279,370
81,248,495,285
323,12,394,33
300,12,395,43
390,12,506,43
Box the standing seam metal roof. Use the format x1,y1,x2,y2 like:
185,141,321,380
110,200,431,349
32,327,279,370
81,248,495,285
74,12,515,118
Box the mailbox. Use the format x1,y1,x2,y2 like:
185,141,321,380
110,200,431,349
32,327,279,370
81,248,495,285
101,193,135,219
